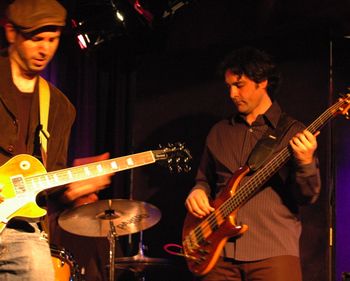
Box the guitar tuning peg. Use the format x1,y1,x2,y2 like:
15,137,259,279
184,165,191,173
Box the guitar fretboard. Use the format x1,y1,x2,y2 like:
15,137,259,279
24,151,155,193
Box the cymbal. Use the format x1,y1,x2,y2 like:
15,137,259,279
58,199,161,237
114,254,172,272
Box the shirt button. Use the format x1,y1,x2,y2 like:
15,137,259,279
7,145,14,152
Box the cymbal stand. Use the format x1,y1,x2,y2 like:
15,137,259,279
108,220,118,281
137,231,145,258
133,231,146,281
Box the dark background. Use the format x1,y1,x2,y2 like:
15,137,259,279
1,1,350,281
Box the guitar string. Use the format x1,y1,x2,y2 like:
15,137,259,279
185,98,345,247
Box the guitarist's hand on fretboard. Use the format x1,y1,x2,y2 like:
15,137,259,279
185,188,215,219
61,152,112,204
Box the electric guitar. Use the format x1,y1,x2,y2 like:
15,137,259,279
0,142,191,234
182,94,350,276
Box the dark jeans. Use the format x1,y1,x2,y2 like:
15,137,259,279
197,255,302,281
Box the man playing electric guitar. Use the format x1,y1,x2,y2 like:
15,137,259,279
184,47,321,281
0,1,111,280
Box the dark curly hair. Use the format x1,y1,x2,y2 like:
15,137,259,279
219,47,281,98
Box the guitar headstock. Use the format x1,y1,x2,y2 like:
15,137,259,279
153,142,192,173
336,93,350,119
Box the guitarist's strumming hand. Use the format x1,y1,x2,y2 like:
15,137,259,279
289,130,319,165
61,152,113,206
185,188,215,218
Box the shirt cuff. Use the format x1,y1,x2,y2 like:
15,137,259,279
296,158,319,178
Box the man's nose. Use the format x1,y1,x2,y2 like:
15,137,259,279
38,41,50,55
230,86,238,99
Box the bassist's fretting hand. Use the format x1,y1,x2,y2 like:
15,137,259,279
290,130,318,165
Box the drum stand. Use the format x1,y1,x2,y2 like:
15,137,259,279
114,231,171,281
108,220,118,281
133,231,146,281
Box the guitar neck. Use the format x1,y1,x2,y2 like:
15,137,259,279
24,151,156,193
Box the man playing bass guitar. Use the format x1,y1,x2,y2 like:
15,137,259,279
184,47,321,281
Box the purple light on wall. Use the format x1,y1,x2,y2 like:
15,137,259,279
336,124,350,281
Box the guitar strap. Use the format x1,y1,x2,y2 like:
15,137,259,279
38,76,50,168
38,77,51,238
247,112,297,172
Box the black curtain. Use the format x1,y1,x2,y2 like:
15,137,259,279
44,31,135,281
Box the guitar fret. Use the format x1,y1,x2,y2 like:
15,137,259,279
126,157,134,166
38,177,45,189
111,161,118,170
97,164,103,173
84,167,91,176
53,174,59,183
45,175,50,185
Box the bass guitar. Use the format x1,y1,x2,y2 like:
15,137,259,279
0,142,191,234
182,94,350,276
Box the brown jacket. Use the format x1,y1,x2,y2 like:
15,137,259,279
0,52,76,172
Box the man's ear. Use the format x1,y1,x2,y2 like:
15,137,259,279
258,79,268,90
4,23,17,44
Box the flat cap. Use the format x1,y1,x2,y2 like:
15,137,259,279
6,0,66,33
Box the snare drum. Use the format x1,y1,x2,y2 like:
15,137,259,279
50,244,83,281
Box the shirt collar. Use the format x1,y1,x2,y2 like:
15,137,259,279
231,101,282,129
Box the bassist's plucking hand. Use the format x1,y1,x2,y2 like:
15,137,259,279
185,188,215,218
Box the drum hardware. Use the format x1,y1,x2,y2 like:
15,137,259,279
50,244,85,281
113,231,172,281
58,199,162,281
108,218,118,281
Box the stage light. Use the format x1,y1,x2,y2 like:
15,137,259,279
115,10,125,22
129,0,192,25
71,0,194,50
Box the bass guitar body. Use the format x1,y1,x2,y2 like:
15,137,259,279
182,166,250,276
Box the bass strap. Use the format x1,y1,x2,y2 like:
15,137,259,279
247,112,297,172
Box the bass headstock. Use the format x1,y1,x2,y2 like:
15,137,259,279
153,142,192,173
335,93,350,119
